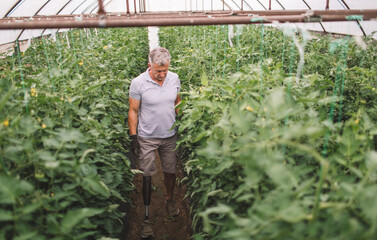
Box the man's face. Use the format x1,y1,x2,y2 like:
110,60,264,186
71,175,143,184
149,62,169,82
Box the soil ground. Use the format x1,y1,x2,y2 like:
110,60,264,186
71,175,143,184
121,152,193,240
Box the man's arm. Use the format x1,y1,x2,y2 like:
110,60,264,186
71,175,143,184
174,94,181,116
128,97,140,135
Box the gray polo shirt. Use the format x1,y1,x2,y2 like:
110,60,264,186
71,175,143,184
129,69,181,138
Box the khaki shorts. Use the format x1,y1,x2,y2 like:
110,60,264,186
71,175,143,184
137,134,178,176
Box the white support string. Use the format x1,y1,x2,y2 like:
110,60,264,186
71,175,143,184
65,32,70,48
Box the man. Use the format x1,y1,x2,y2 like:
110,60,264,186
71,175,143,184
128,47,181,238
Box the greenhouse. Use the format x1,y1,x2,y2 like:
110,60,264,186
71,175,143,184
1,0,377,239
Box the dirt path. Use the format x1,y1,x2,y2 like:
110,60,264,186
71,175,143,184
121,153,192,240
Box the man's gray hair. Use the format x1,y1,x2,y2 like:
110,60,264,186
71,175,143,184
149,47,171,66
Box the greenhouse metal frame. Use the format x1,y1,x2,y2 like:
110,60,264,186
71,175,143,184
1,0,377,46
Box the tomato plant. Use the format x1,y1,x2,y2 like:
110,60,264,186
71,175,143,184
160,25,377,239
0,28,149,239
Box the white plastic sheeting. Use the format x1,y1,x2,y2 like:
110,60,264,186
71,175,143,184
148,27,159,50
0,0,376,46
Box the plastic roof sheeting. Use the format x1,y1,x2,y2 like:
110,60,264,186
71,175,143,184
0,0,376,46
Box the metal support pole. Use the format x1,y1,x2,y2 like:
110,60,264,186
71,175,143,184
326,0,330,10
243,1,253,10
2,13,377,29
256,0,267,10
97,0,106,15
4,0,23,17
276,0,285,10
2,9,377,29
126,0,130,14
241,0,243,10
231,0,241,10
4,9,376,19
134,0,137,13
269,0,272,10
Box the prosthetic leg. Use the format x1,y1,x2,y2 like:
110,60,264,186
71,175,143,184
141,176,153,238
143,176,152,220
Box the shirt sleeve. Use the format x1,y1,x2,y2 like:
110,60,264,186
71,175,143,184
129,79,141,100
176,74,181,94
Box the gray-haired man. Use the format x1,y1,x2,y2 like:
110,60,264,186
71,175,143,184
128,47,181,238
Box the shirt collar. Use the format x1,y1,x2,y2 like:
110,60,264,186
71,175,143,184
145,68,169,85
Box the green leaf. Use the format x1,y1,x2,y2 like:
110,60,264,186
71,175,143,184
43,137,60,149
81,177,110,198
114,123,124,132
0,209,13,221
366,151,377,170
266,163,298,189
340,126,360,158
74,231,98,240
84,83,104,94
278,202,307,223
37,151,55,161
201,69,208,86
193,130,209,143
56,128,85,142
359,185,377,222
204,159,234,175
19,201,42,215
0,85,15,111
266,88,285,113
0,175,33,204
77,107,88,116
13,231,39,240
61,208,104,234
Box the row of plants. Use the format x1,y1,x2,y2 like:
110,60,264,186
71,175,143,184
159,25,377,239
161,25,377,121
0,28,149,239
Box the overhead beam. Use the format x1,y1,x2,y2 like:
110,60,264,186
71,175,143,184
5,9,376,19
1,9,376,29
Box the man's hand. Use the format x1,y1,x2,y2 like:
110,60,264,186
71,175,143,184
130,135,140,156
